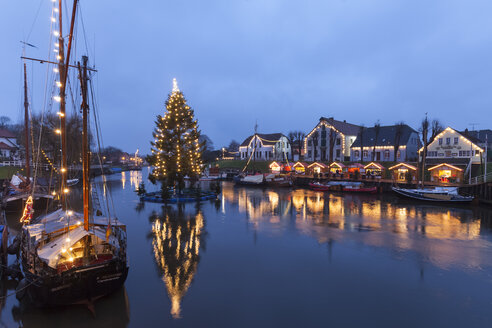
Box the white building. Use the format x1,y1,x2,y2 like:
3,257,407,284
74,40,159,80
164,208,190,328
350,124,420,162
0,128,19,160
304,117,359,162
422,127,484,164
239,133,291,161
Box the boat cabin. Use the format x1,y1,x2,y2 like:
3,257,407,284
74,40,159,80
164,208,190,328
364,162,385,178
389,163,417,182
428,163,463,183
293,162,308,174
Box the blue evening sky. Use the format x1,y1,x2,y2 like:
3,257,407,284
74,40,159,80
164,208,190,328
1,0,491,154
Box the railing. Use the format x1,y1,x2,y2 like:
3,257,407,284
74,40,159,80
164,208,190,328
468,172,492,185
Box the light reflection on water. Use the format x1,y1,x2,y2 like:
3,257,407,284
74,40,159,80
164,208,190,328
4,171,492,327
222,184,490,270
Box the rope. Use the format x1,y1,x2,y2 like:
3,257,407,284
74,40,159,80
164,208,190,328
0,278,40,300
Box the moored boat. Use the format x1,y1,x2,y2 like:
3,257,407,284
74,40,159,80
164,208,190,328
17,2,128,306
342,185,378,194
392,186,474,203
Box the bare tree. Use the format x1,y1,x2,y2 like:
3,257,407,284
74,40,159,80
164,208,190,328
288,131,305,161
372,120,381,161
393,121,405,162
227,140,240,152
431,119,444,141
358,125,365,164
312,131,319,160
419,115,430,187
0,116,11,129
329,128,336,164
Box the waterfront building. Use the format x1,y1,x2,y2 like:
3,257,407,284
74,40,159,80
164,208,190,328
422,127,484,165
350,124,420,162
239,133,291,161
0,128,19,160
304,117,360,162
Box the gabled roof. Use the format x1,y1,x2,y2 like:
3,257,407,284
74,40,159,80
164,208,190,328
293,161,308,168
458,129,490,144
364,162,385,170
428,163,463,171
388,163,417,170
422,127,484,152
351,124,417,148
307,162,328,169
319,117,360,135
240,133,286,147
0,129,15,138
329,162,346,169
0,142,14,150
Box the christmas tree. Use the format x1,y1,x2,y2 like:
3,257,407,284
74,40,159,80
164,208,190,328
149,79,203,191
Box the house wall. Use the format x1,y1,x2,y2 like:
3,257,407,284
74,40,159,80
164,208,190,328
239,136,291,161
0,136,19,160
424,128,483,164
349,131,420,162
304,122,356,162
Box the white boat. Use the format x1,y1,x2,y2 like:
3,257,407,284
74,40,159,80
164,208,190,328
392,186,474,203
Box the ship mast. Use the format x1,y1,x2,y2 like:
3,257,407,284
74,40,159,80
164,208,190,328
57,0,78,208
23,63,30,182
77,56,90,230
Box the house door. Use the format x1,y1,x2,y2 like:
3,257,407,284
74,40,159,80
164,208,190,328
376,152,381,161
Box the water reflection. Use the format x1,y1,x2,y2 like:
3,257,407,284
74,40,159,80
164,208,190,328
222,184,492,270
149,205,206,318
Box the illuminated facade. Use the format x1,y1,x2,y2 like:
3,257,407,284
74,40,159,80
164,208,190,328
350,124,420,162
422,127,484,164
304,117,360,162
239,133,291,161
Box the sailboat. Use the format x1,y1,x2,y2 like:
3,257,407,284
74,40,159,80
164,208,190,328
16,0,128,306
1,63,54,212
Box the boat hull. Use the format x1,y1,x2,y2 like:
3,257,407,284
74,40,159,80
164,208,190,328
20,259,128,307
392,187,474,203
342,187,378,194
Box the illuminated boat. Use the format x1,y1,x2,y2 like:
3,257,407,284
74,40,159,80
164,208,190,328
392,186,474,203
17,1,128,306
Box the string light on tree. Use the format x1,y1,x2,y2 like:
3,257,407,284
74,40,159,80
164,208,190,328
148,78,203,190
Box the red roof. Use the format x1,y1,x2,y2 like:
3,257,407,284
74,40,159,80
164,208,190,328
0,142,14,150
0,129,15,138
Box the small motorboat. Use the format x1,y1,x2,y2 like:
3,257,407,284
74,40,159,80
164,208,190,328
234,174,265,186
392,186,474,203
343,184,377,194
264,174,292,188
309,181,361,192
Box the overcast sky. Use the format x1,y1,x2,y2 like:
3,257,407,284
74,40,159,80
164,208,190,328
1,0,492,154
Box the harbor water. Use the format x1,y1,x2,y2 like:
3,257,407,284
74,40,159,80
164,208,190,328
2,168,492,327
